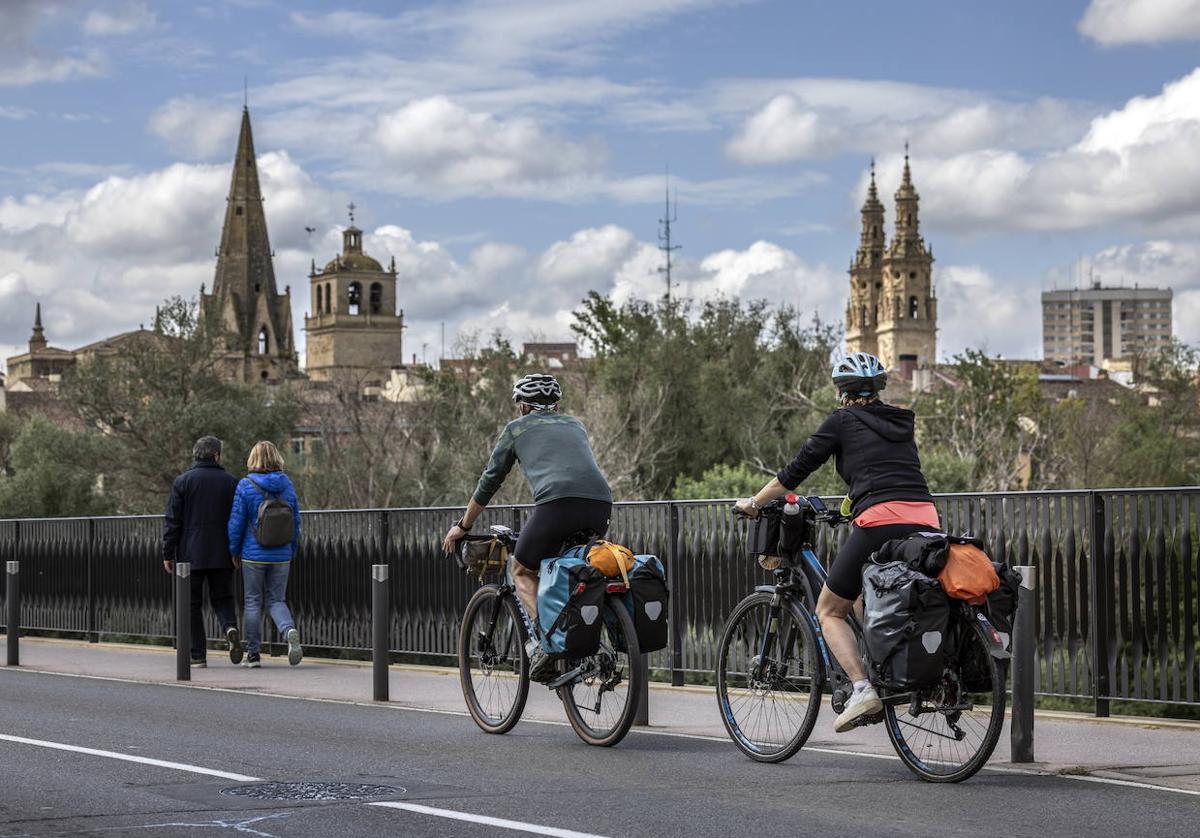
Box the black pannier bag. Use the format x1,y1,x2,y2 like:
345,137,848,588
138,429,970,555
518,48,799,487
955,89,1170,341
626,555,669,654
862,561,951,690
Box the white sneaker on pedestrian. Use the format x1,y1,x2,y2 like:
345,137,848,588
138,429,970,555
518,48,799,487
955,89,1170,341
286,628,303,666
833,684,883,733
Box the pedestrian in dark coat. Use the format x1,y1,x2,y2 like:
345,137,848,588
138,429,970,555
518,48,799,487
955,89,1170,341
163,436,244,667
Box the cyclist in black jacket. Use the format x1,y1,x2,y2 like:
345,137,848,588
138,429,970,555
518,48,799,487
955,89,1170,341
735,352,940,732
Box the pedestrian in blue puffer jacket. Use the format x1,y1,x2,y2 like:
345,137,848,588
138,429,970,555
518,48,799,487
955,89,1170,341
228,441,303,668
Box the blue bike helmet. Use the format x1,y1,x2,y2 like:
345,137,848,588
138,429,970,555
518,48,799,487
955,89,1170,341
832,352,888,398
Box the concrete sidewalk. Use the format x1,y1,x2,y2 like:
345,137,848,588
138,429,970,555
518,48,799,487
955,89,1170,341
5,636,1199,791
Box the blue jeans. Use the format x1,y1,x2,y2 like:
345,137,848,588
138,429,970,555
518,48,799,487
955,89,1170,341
242,561,295,655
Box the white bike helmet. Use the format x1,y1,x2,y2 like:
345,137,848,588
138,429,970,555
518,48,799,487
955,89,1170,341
832,352,888,398
512,373,562,405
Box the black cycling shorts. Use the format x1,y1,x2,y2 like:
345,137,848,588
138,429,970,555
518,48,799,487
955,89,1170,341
824,522,933,600
513,497,612,571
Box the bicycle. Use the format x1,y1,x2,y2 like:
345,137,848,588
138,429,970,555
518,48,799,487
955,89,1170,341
717,496,1009,782
455,525,644,747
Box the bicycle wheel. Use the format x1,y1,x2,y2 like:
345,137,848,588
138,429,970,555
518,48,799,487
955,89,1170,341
459,585,530,735
558,598,643,747
716,591,823,763
884,616,1006,782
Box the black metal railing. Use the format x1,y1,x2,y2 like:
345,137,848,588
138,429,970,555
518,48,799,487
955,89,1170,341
1,489,1197,712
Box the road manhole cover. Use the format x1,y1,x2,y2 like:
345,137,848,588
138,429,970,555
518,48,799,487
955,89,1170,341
220,782,402,801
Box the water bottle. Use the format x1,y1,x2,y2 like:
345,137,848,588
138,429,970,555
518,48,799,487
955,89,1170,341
779,493,804,554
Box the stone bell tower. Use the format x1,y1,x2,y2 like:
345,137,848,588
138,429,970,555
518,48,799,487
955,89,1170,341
304,206,405,387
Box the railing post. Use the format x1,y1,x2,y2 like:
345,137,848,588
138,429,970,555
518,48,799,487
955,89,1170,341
175,562,191,681
633,653,650,726
1089,492,1111,718
1011,564,1036,763
87,519,97,644
372,564,390,701
668,503,684,687
6,561,19,666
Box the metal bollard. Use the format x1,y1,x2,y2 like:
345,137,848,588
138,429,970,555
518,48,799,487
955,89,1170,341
6,561,19,666
175,562,191,682
372,564,389,701
1011,565,1036,763
633,653,650,726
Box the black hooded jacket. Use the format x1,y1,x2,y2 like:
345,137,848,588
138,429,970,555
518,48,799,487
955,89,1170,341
776,403,933,519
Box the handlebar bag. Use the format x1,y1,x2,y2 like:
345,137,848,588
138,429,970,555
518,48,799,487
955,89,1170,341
862,561,950,690
538,556,605,657
746,515,781,556
624,555,669,654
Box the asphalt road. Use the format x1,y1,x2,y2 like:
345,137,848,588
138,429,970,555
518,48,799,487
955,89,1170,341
0,669,1194,838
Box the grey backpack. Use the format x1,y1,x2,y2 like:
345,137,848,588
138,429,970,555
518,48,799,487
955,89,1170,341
251,483,294,548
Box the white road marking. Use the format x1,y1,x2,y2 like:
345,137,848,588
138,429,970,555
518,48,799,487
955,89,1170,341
0,733,263,782
368,802,610,838
6,667,1200,799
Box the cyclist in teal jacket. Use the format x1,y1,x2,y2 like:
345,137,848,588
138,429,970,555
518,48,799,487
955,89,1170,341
443,373,612,680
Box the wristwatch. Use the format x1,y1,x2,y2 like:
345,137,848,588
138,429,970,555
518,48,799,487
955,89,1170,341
457,517,473,531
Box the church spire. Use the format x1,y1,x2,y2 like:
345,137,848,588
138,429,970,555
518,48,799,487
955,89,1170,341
206,107,294,367
29,302,47,351
890,144,923,256
855,158,885,266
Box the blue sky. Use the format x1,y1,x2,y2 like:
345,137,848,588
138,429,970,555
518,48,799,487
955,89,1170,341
3,0,1200,369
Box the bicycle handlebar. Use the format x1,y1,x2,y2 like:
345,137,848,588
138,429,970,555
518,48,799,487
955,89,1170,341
731,496,851,527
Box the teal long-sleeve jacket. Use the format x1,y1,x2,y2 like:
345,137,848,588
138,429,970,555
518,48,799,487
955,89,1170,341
473,412,612,507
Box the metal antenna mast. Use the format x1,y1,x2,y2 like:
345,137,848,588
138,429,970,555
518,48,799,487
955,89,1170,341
657,168,680,303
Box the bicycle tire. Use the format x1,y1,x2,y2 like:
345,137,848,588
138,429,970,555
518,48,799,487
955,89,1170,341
459,585,530,735
883,616,1006,782
558,598,642,747
716,591,823,763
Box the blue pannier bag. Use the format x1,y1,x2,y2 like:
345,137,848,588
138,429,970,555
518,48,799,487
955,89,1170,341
538,555,605,657
626,555,669,653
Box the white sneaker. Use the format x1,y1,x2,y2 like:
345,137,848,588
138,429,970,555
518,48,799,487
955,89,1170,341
833,685,883,733
286,628,303,666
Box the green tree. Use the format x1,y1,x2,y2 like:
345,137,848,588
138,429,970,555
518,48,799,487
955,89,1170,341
0,417,113,517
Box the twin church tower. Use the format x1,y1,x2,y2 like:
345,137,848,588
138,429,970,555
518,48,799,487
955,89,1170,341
202,108,403,387
844,154,937,379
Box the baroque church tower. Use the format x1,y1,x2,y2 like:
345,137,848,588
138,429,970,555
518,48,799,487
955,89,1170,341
201,107,297,384
845,151,937,379
304,209,405,387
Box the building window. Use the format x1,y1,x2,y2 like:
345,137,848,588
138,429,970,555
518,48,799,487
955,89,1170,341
860,305,867,327
325,283,332,313
348,282,362,315
909,296,919,318
291,438,305,456
258,327,268,355
370,282,383,315
236,206,243,216
316,285,324,314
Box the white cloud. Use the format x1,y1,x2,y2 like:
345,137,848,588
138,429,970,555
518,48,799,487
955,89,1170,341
83,2,157,37
858,68,1200,233
148,98,241,159
369,96,603,197
1079,0,1200,46
725,87,1088,164
935,265,1038,359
